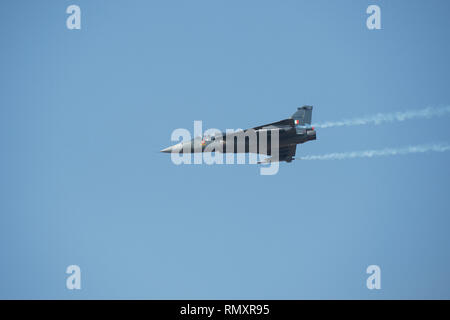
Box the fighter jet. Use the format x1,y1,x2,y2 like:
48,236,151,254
161,106,316,163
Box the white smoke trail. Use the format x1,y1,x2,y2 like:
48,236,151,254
314,106,450,129
299,143,450,160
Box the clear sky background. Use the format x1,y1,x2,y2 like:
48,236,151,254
1,0,450,299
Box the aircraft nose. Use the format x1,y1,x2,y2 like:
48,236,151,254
160,146,173,153
160,143,183,153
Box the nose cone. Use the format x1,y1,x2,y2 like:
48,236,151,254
160,146,173,153
160,143,183,153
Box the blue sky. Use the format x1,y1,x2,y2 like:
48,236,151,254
1,0,450,299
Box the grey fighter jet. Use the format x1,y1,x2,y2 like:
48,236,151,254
161,106,316,163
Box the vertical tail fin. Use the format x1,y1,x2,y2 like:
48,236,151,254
291,106,313,125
